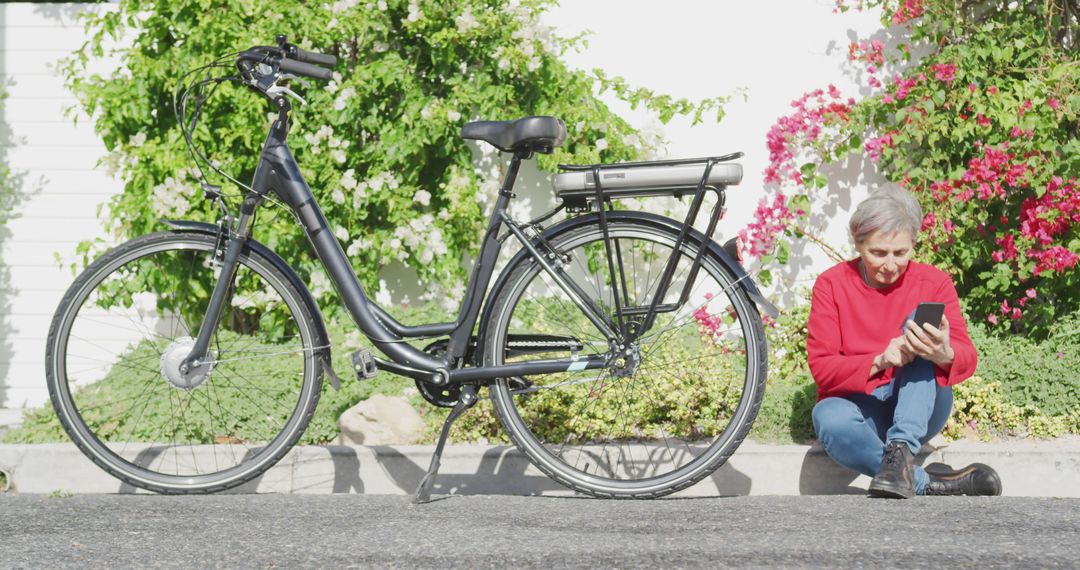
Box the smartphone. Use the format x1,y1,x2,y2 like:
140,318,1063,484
912,302,945,329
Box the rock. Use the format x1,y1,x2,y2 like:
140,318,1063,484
337,395,426,445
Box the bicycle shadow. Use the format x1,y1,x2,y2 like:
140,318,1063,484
368,445,565,496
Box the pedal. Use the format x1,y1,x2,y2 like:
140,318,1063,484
351,349,378,380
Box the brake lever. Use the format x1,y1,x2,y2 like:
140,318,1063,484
266,83,306,106
278,73,311,89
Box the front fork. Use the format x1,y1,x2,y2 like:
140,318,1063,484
179,193,263,375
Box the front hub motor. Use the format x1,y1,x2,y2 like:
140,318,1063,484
160,337,214,390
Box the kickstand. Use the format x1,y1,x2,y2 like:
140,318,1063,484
413,384,477,504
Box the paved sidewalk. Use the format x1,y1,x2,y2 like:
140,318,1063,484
1,438,1077,496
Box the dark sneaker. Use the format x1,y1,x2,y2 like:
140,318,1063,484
868,441,916,499
923,462,1002,496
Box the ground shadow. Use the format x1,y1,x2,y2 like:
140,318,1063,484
369,445,565,496
798,442,939,495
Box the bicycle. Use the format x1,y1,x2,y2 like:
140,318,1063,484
46,36,778,502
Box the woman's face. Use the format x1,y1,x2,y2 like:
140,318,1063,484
855,230,914,287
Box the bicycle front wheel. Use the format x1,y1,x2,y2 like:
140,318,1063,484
485,217,767,498
45,231,322,493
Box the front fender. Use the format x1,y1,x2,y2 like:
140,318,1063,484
160,219,342,389
474,211,778,363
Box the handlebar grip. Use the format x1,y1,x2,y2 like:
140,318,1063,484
279,58,333,81
294,48,337,68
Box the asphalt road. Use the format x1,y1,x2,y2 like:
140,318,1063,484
1,494,1076,568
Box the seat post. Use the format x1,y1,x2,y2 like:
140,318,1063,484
499,151,528,198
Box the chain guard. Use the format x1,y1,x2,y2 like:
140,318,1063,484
417,340,461,408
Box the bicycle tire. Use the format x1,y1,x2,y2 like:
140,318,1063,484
485,217,767,498
45,231,322,494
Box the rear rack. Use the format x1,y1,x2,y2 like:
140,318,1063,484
556,152,743,171
548,152,745,341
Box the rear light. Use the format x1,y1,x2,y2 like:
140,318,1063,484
722,237,743,264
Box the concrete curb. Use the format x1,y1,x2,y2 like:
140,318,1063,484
2,439,1078,496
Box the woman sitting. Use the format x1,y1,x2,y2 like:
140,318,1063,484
807,186,1002,498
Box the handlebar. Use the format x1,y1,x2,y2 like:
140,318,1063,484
234,36,339,111
289,46,337,68
279,58,333,81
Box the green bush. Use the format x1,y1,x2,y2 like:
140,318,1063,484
750,297,817,443
964,311,1080,418
62,0,738,302
4,315,414,445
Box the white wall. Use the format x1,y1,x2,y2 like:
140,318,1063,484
0,1,892,409
1,3,123,410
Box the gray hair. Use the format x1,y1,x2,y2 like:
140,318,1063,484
849,185,923,245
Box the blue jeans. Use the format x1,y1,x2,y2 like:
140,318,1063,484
812,357,953,494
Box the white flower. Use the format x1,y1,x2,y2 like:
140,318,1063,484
347,236,371,257
595,138,608,151
498,58,510,71
334,225,349,241
455,7,478,32
447,110,461,122
309,269,332,298
151,176,196,218
330,149,346,163
372,41,389,53
377,0,387,10
340,168,358,190
327,17,338,29
129,132,147,148
331,189,346,204
333,87,355,111
421,105,434,120
413,189,431,206
527,56,541,72
406,0,422,22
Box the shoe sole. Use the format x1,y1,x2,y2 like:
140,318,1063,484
867,480,914,499
923,462,1003,496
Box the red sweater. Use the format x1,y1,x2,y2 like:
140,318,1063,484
806,259,978,401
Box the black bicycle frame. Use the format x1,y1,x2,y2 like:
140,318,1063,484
184,110,611,386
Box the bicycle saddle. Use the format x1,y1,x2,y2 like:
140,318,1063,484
461,116,567,154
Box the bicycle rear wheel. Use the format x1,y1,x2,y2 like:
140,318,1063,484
45,231,322,493
485,217,767,498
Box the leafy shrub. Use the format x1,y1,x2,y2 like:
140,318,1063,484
944,375,1080,440
750,298,817,442
966,311,1080,417
4,317,414,445
62,0,738,307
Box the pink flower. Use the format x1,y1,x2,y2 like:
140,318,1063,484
921,212,937,231
1011,307,1023,320
987,314,999,325
968,83,978,93
1048,98,1061,110
1026,288,1036,299
976,114,991,127
931,63,957,83
891,0,925,24
988,85,999,95
864,134,894,161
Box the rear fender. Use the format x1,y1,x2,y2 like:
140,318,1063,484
160,219,342,389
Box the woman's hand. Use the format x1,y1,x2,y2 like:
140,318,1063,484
870,335,914,376
904,314,954,366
